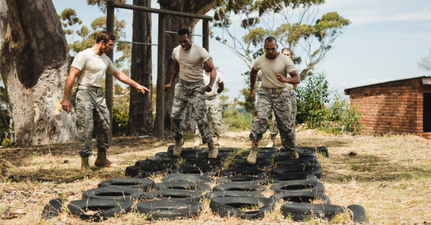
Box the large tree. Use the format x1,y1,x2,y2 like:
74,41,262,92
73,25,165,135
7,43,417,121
213,0,350,77
128,0,153,135
157,0,217,131
0,0,76,145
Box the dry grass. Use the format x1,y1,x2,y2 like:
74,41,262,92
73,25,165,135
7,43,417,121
1,129,431,224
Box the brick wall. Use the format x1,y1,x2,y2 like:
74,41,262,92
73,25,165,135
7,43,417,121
348,79,423,136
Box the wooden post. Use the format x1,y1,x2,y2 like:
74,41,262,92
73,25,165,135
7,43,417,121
203,19,209,52
106,0,114,144
156,14,166,140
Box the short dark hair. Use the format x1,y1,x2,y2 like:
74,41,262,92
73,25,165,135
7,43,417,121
264,37,277,45
96,31,116,44
178,28,190,36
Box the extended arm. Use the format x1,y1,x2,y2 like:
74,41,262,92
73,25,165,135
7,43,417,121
112,70,151,94
61,67,81,114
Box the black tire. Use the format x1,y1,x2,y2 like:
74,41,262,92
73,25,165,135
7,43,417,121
173,166,218,176
182,158,224,168
270,162,322,178
135,158,178,169
210,197,275,220
347,204,366,223
155,181,212,193
274,156,317,165
163,174,213,184
280,202,344,221
268,174,316,183
317,146,329,157
216,175,267,185
213,183,266,192
67,199,133,221
98,178,155,191
271,192,330,204
41,198,67,220
257,147,279,153
270,181,325,194
228,159,273,170
163,148,204,158
143,189,203,201
269,175,318,190
219,168,268,178
137,200,202,220
81,186,144,201
204,191,265,199
281,147,316,157
125,166,169,178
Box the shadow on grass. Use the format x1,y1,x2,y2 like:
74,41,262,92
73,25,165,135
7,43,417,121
321,153,431,183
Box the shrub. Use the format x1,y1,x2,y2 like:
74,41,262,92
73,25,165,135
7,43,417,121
112,105,129,135
2,137,12,147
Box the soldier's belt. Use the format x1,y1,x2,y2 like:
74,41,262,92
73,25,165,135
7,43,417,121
206,95,217,100
78,85,102,92
179,79,204,85
262,87,288,94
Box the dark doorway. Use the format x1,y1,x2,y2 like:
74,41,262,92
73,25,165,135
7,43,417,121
424,93,431,132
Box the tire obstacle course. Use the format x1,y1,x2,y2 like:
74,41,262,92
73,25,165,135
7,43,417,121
41,145,365,223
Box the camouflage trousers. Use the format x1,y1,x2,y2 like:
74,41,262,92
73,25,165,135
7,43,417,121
250,88,296,151
195,96,222,137
75,88,110,157
171,80,213,144
269,94,297,138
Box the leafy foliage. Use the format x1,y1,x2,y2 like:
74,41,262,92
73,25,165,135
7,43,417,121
112,105,129,135
296,73,362,134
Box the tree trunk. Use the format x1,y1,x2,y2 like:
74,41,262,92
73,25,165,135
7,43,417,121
128,0,153,135
157,0,216,133
0,0,76,145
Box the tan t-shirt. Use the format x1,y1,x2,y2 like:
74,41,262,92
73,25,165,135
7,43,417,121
253,53,297,89
172,43,211,82
71,49,117,87
203,70,224,97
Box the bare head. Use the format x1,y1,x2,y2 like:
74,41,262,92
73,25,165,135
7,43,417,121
264,37,278,59
178,28,192,50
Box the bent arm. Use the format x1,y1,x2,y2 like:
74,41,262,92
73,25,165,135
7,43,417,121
286,70,300,84
204,59,216,88
217,82,224,94
250,67,259,91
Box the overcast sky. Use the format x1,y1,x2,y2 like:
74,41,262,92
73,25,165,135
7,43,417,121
52,0,431,99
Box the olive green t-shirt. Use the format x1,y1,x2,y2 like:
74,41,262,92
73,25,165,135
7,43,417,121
172,43,211,82
253,53,297,89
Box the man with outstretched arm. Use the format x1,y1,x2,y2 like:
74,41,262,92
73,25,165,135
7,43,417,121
247,37,300,165
163,28,219,158
62,31,151,171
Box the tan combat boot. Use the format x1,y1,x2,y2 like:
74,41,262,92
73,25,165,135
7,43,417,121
266,134,276,147
94,150,117,168
81,156,90,171
247,141,259,165
290,148,299,159
173,138,184,156
208,141,219,158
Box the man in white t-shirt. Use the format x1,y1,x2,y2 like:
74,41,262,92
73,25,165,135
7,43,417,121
247,37,300,165
163,28,219,158
193,59,224,147
61,31,150,171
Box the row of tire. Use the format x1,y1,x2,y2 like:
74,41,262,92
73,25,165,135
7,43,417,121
124,146,327,180
41,146,365,223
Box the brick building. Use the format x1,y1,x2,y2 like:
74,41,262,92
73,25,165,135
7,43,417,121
344,76,431,139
